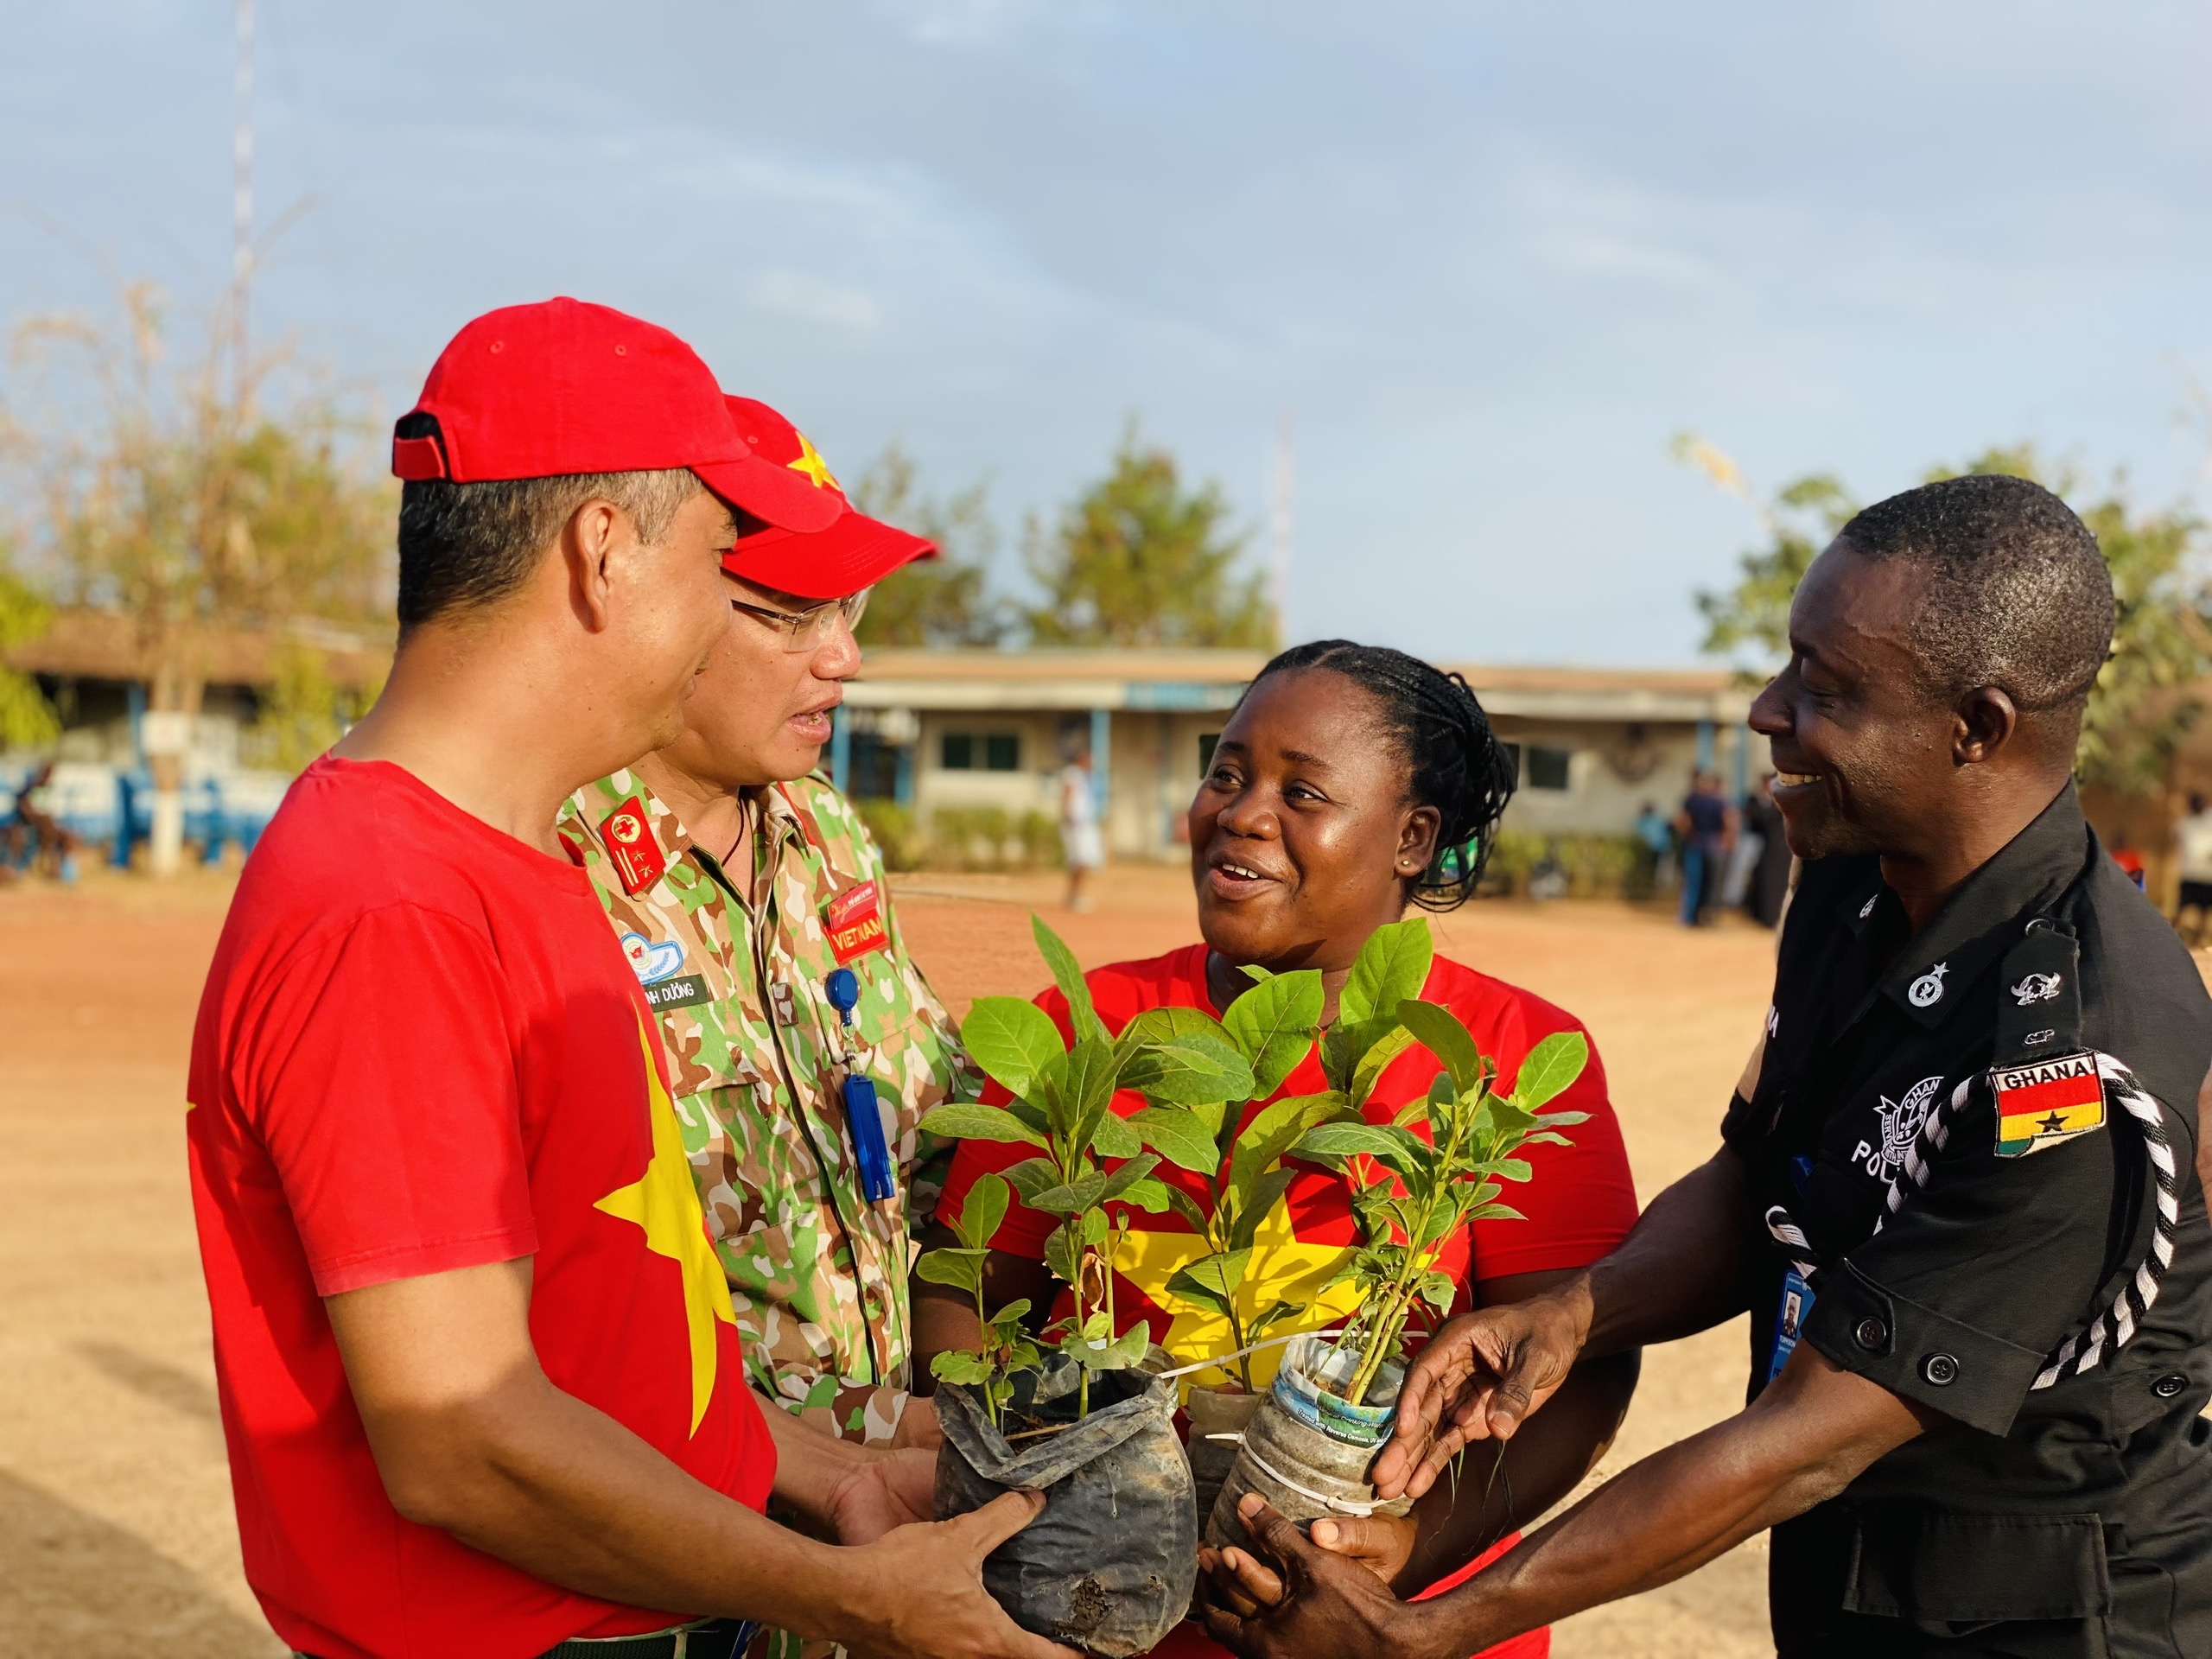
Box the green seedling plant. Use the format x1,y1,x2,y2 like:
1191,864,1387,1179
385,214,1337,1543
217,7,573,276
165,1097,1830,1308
1122,918,1440,1390
918,916,1257,1418
1303,996,1590,1408
916,1173,1039,1431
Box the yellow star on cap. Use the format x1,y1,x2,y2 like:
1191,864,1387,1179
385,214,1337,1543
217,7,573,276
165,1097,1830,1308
785,432,842,493
596,1015,736,1434
1118,1196,1358,1389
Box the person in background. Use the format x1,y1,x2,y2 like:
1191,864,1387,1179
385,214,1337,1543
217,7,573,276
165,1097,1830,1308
1674,769,1737,927
921,640,1641,1659
2175,791,2212,944
2109,830,2147,890
1631,798,1673,899
1058,742,1103,911
1741,772,1794,928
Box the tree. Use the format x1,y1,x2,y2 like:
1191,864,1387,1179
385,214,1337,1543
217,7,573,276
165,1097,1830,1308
1677,435,2212,798
2,283,393,868
1023,424,1273,650
847,443,1008,648
0,562,60,749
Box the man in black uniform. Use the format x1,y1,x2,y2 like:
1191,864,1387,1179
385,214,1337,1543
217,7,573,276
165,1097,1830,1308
1197,474,2212,1657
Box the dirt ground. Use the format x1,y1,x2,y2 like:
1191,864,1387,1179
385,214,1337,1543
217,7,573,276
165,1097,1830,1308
0,861,1787,1658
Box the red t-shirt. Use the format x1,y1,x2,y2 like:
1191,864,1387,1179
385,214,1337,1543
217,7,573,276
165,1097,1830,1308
187,757,776,1659
938,943,1640,1659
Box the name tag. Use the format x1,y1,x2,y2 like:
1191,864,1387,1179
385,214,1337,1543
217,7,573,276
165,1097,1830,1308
823,880,889,965
1992,1050,2105,1158
642,975,710,1012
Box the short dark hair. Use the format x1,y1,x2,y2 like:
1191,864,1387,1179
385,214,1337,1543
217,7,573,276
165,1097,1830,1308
1836,474,2113,712
1247,640,1517,911
393,413,704,629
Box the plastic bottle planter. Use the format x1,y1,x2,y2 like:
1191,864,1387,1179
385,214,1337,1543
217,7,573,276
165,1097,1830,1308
1183,1384,1265,1537
1203,1334,1414,1550
934,1355,1198,1658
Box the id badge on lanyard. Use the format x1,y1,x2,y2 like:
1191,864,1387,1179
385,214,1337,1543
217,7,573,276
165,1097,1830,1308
1766,1152,1815,1384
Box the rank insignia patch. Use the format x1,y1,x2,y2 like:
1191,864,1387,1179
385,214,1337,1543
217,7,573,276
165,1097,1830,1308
600,796,666,894
1991,1051,2105,1157
823,879,889,965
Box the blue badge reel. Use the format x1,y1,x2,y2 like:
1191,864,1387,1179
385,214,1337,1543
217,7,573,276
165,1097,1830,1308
825,967,897,1203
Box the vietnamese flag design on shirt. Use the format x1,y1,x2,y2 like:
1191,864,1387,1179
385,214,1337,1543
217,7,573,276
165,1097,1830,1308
187,757,773,1659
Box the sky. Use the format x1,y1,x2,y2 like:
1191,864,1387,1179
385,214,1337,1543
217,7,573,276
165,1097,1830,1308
9,0,2212,665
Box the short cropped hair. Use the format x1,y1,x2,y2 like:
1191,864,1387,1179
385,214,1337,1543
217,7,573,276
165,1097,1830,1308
393,414,704,628
1836,474,2113,712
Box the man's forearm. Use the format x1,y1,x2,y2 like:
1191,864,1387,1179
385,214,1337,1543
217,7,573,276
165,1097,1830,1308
1393,1352,1925,1657
385,1365,868,1638
1575,1148,1754,1357
755,1391,869,1529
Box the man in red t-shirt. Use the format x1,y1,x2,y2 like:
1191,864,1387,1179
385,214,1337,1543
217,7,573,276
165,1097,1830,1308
188,299,1065,1659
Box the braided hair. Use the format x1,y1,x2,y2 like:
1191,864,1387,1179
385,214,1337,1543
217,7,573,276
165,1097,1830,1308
1245,640,1517,911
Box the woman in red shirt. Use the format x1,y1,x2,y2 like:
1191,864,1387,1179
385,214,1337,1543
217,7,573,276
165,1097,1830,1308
919,641,1642,1659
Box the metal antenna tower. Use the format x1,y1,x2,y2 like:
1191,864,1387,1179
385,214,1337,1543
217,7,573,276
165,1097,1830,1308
232,0,255,409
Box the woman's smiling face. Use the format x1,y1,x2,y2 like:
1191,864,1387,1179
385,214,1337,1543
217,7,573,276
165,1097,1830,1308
1188,667,1440,976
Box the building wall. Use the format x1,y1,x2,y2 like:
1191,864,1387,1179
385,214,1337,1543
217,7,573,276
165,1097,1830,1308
1491,717,1770,838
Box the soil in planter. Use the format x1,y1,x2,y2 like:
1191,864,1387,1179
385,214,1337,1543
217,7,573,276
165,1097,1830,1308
935,1356,1197,1658
1183,1384,1263,1535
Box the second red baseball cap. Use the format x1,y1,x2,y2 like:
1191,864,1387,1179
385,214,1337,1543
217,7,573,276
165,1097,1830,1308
716,396,937,601
391,298,842,534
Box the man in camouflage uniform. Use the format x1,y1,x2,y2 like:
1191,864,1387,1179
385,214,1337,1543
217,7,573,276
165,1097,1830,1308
560,397,973,1513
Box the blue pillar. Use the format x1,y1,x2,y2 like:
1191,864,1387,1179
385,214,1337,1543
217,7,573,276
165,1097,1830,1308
893,741,914,807
1695,717,1715,772
1731,724,1749,803
1089,708,1111,819
830,705,851,792
127,681,146,761
111,772,135,868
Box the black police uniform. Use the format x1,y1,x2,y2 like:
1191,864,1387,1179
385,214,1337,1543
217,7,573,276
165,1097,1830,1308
1725,784,2212,1657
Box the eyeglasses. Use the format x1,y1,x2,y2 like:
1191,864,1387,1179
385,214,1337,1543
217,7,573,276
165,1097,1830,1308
728,587,870,652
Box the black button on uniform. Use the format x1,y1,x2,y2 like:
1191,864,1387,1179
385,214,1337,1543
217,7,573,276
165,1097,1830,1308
2154,1373,2189,1400
1854,1317,1888,1351
1922,1353,1960,1386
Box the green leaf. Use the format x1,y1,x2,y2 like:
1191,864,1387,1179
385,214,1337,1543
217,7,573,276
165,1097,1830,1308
1098,1153,1163,1204
1537,1109,1591,1130
1091,1111,1143,1159
1227,1166,1299,1252
950,1172,1010,1251
1507,1031,1589,1112
931,1351,994,1385
1002,1157,1064,1205
1129,1107,1222,1174
1119,1035,1256,1107
1492,1158,1534,1184
1032,914,1106,1046
960,997,1068,1100
1045,1224,1085,1285
1395,999,1485,1095
1294,1122,1407,1161
1032,1173,1109,1216
1391,1096,1428,1129
1004,1096,1052,1137
1339,918,1434,1026
1247,1299,1306,1339
1061,1034,1124,1153
1468,1202,1527,1223
915,1247,983,1293
1417,1270,1459,1316
1238,963,1277,982
1116,1005,1233,1059
1119,1175,1174,1214
918,1102,1047,1149
1159,1183,1214,1232
1167,1249,1254,1320
1222,970,1326,1098
1350,1023,1416,1107
989,1298,1034,1330
1227,1093,1327,1196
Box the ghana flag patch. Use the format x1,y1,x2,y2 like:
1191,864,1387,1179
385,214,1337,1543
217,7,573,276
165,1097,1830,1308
1991,1051,2105,1158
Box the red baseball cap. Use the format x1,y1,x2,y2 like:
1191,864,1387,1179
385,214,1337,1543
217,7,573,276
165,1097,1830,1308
717,395,937,601
391,298,842,534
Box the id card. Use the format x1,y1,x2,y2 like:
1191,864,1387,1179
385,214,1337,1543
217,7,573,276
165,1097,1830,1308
1767,1266,1814,1384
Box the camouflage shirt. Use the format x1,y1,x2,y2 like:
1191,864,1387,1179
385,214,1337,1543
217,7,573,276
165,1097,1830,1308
560,770,973,1452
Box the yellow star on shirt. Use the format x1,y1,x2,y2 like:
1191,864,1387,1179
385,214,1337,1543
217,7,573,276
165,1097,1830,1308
597,1015,736,1434
785,432,842,493
1118,1195,1360,1389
